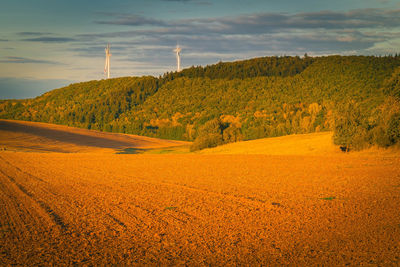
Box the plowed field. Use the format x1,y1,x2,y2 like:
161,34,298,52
0,119,188,153
0,120,399,265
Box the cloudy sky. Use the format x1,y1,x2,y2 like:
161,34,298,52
1,0,400,99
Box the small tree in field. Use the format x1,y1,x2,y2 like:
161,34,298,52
190,118,243,151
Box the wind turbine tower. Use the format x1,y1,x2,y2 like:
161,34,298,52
104,44,111,79
174,45,182,72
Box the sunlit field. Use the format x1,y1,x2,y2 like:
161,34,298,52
1,120,399,265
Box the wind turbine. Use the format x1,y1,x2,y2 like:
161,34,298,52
173,44,182,72
104,44,111,79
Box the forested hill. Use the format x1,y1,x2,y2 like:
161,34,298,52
162,55,314,80
1,55,400,151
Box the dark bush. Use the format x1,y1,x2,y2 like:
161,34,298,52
190,118,243,151
387,113,400,145
333,97,400,150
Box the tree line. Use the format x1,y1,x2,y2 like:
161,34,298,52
1,55,399,151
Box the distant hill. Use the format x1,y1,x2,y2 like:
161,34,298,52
1,55,399,150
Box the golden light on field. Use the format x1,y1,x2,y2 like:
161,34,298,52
199,131,337,155
0,120,399,265
0,119,188,153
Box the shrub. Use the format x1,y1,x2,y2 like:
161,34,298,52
333,101,371,151
190,118,243,151
334,97,400,151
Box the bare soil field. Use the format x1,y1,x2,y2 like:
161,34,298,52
0,120,399,265
0,119,188,153
199,131,338,155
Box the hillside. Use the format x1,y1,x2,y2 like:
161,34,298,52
0,119,188,153
1,55,399,151
198,131,337,155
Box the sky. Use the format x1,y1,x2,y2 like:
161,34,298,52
1,0,400,99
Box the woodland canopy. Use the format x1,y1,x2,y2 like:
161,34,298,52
1,55,399,151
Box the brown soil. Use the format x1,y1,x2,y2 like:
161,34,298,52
0,120,399,265
0,119,188,153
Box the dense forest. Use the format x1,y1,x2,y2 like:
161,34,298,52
1,55,400,151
